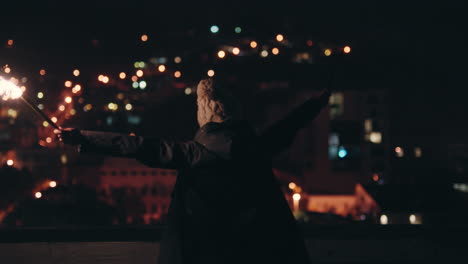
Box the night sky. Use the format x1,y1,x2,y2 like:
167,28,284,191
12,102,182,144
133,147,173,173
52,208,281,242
2,1,466,146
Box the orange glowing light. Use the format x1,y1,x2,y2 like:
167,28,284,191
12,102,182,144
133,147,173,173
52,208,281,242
46,137,52,143
292,193,301,201
102,76,109,83
324,49,332,56
174,71,182,78
141,34,148,42
158,65,166,72
131,76,138,82
35,192,42,199
4,67,11,74
72,84,81,93
207,69,215,77
73,69,80,76
272,47,279,55
64,81,72,87
7,39,13,46
232,47,240,55
98,75,104,81
395,147,402,153
40,69,46,76
174,56,182,63
250,41,258,48
6,159,14,166
343,46,351,54
64,96,72,103
119,72,126,79
136,70,144,77
49,181,57,188
306,40,313,46
372,173,379,182
288,182,296,190
59,105,65,111
51,117,58,123
217,50,226,58
276,34,284,42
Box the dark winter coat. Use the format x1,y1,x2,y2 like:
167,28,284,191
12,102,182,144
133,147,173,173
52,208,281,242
76,92,329,264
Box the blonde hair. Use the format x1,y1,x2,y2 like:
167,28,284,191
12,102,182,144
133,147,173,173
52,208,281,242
196,78,241,126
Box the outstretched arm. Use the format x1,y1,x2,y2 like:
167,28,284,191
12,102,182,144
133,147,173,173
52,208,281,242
55,129,205,169
258,89,330,157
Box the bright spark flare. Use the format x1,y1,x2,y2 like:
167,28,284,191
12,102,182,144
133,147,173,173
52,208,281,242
0,76,23,100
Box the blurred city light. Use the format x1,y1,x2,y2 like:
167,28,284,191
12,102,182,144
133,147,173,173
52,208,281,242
217,50,226,58
39,69,46,76
65,96,72,104
136,70,144,77
49,181,57,188
380,214,388,225
210,25,219,33
414,147,422,158
395,146,404,157
369,132,382,144
4,67,11,74
102,76,109,84
288,182,296,190
72,84,81,93
234,27,242,33
141,34,148,42
59,105,65,111
260,50,268,57
51,117,58,123
343,46,351,54
250,41,258,48
207,69,215,77
46,137,52,143
132,82,139,89
35,192,42,199
272,47,279,55
119,72,126,79
174,56,182,63
372,173,379,182
42,121,49,127
73,69,80,76
324,49,332,56
60,154,67,164
6,159,14,166
158,65,166,72
276,34,284,42
184,87,192,95
64,81,72,87
306,40,313,46
139,81,147,89
338,146,348,158
409,214,416,224
125,103,133,111
292,193,301,201
84,104,92,111
37,92,44,99
174,71,182,78
232,47,240,55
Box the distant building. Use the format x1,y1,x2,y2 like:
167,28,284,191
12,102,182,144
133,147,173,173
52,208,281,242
95,157,176,224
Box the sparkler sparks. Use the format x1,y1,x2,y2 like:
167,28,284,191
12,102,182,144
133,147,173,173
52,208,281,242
0,76,23,100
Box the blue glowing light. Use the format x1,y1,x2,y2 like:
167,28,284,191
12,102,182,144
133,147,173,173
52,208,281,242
210,25,219,33
338,147,347,158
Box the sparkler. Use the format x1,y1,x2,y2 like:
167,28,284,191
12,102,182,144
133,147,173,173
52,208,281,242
0,76,61,130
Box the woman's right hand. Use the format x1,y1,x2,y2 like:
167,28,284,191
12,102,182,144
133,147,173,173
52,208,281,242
54,128,85,145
